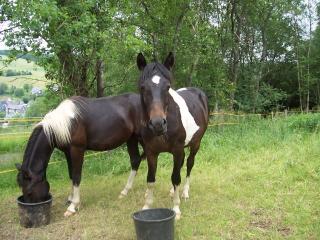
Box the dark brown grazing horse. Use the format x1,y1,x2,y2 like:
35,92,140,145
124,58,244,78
16,93,144,216
136,52,209,219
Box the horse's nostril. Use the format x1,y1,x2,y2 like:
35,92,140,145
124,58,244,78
163,118,167,126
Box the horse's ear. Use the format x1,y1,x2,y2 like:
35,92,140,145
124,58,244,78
15,163,22,171
163,52,174,70
137,53,147,71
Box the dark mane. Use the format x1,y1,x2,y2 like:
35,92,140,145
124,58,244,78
23,125,43,167
139,62,173,85
17,126,43,187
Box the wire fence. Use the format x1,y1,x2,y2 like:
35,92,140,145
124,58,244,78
1,110,320,138
1,110,320,175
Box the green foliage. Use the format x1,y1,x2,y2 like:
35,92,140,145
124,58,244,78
287,113,320,132
3,69,32,77
1,0,319,113
0,83,8,95
13,88,24,97
23,83,32,93
0,111,5,118
25,92,60,117
22,96,30,103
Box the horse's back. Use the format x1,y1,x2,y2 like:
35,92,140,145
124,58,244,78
69,93,142,150
176,87,209,125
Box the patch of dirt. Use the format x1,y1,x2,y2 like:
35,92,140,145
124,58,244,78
249,208,293,237
249,219,272,230
277,227,292,237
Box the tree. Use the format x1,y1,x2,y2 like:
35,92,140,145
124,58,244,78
14,88,24,97
0,83,8,95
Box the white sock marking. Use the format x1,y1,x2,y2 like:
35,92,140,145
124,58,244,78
152,75,161,85
169,88,200,145
143,183,154,209
120,170,137,196
182,177,190,199
67,185,80,213
173,185,181,219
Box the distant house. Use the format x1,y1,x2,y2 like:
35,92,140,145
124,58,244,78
31,87,43,96
0,101,6,112
1,99,28,118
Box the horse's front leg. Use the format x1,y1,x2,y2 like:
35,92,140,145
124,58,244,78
142,152,159,209
119,138,142,198
64,146,85,217
171,149,185,220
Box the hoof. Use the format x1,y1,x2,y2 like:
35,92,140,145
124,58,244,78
169,187,174,197
64,210,76,217
181,191,189,200
175,212,181,220
118,193,126,199
142,205,150,210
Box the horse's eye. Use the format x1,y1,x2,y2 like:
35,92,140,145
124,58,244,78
166,85,170,91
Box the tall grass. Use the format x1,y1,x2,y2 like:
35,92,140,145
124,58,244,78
0,114,319,239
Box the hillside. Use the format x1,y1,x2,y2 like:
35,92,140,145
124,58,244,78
0,55,47,88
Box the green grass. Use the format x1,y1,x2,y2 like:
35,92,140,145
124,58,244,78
0,55,47,88
0,115,319,239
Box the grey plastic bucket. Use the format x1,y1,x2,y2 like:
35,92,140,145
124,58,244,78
132,208,175,240
17,194,52,228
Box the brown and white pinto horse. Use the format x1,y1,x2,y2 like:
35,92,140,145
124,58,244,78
136,52,209,219
16,94,144,216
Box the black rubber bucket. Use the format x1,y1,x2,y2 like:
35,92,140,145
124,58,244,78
132,208,175,240
17,194,52,228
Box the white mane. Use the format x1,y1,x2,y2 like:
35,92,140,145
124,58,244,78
38,99,81,147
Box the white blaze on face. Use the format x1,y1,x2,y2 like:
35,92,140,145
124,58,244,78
168,88,200,145
152,75,161,85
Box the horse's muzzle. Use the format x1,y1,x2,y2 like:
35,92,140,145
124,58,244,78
148,117,167,136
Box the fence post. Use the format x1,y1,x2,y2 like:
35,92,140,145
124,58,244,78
284,109,288,118
271,111,274,120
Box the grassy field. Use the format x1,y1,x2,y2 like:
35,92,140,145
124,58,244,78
0,55,47,88
0,115,320,239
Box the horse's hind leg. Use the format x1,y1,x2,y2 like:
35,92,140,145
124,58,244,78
64,146,85,217
182,143,200,200
119,137,142,198
64,150,74,204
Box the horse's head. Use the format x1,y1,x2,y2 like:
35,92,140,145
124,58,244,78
16,163,50,203
137,52,174,136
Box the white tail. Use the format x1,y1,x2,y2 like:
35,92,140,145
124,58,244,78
39,99,81,147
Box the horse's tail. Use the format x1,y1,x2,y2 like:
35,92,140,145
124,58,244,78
199,90,209,124
38,98,83,147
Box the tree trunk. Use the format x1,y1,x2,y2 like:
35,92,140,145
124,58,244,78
96,59,105,98
186,55,199,86
229,0,241,109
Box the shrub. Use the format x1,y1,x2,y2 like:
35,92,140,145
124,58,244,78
14,88,25,97
0,111,5,118
0,83,8,95
287,113,320,132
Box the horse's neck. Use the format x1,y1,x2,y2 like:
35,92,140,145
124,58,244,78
23,127,54,177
